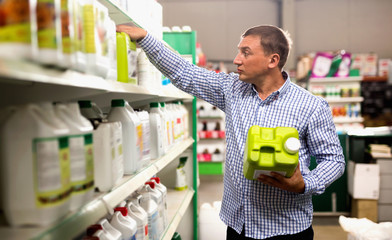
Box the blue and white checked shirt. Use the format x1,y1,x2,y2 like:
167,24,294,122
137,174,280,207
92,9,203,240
139,33,345,239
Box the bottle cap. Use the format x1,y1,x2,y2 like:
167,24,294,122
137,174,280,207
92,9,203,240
111,99,126,107
284,137,300,154
114,207,128,216
86,224,103,236
146,181,155,189
151,177,160,184
150,102,159,108
78,100,92,108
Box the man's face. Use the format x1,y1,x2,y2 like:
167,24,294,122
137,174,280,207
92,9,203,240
233,35,271,83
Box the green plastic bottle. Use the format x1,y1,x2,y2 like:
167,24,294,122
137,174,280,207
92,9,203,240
243,126,300,180
116,32,138,84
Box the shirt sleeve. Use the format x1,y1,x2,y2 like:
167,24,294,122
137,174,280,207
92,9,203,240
138,32,234,111
302,99,345,195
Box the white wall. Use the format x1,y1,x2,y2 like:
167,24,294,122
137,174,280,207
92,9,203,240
160,0,392,71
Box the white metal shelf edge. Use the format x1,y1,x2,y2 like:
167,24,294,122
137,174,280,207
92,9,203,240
309,76,363,83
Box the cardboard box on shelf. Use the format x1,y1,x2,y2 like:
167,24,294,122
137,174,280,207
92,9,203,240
351,199,378,222
348,161,380,200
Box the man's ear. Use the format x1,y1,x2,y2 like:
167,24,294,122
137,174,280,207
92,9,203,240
268,54,280,68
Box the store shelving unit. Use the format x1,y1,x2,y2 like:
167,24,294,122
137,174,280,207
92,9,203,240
0,1,197,239
308,76,364,129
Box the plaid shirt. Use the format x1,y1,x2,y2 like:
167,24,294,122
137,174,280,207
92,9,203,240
139,33,345,239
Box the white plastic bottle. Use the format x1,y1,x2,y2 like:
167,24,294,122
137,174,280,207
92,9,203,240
148,102,164,159
126,196,149,240
160,102,173,151
96,219,122,240
144,182,164,236
36,0,63,66
78,100,105,129
150,177,168,229
0,0,38,60
178,101,189,139
0,104,71,226
139,184,160,240
135,110,151,168
59,0,76,69
54,103,94,211
107,99,142,174
111,207,137,240
94,2,110,78
106,19,118,81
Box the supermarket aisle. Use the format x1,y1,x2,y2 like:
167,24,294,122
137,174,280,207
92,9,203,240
198,174,347,240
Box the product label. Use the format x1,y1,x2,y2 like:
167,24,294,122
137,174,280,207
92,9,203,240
69,134,94,194
142,120,150,158
82,4,95,53
33,137,72,207
136,124,143,159
148,211,159,240
37,0,58,49
0,0,32,43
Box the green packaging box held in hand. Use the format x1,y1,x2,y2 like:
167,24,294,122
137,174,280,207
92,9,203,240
243,126,300,180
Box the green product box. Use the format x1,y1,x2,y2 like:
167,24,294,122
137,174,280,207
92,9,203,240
243,126,300,180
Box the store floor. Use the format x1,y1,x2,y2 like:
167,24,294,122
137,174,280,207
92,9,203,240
198,175,347,240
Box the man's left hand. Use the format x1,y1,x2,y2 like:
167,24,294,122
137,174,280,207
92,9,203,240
257,163,305,193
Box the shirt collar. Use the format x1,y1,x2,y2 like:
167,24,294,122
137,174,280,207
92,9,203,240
251,71,291,99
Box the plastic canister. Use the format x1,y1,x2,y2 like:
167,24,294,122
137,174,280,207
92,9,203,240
126,196,149,240
135,110,151,168
78,100,105,129
107,99,142,174
72,0,87,73
111,207,137,240
93,121,123,192
160,102,172,151
106,19,118,81
59,0,76,69
0,104,71,226
150,177,167,229
116,32,137,84
139,184,160,240
81,0,98,75
54,103,94,211
95,219,122,240
36,0,63,66
148,103,164,159
0,0,38,60
243,126,300,180
94,1,110,78
145,182,164,236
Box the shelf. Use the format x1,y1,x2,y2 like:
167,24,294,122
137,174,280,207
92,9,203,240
326,97,364,103
161,189,195,240
309,76,363,83
333,117,364,124
0,58,193,108
0,138,194,240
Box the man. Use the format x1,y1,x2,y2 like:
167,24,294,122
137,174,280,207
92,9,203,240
117,24,345,240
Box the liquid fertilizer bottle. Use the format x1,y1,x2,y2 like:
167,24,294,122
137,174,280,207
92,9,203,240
243,126,300,180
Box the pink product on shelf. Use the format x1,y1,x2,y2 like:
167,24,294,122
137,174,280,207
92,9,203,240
335,52,352,77
311,52,334,78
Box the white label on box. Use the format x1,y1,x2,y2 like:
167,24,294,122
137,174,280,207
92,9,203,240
253,170,286,179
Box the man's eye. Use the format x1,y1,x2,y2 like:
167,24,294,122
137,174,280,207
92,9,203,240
243,52,249,57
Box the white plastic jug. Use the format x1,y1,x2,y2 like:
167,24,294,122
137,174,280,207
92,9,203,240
54,103,94,211
159,102,172,152
98,218,122,240
108,99,142,174
0,104,71,226
78,100,105,129
36,0,63,66
150,177,167,229
139,184,160,240
127,196,149,240
148,103,164,159
94,1,110,78
93,122,124,192
111,207,137,240
135,110,151,168
145,182,164,236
